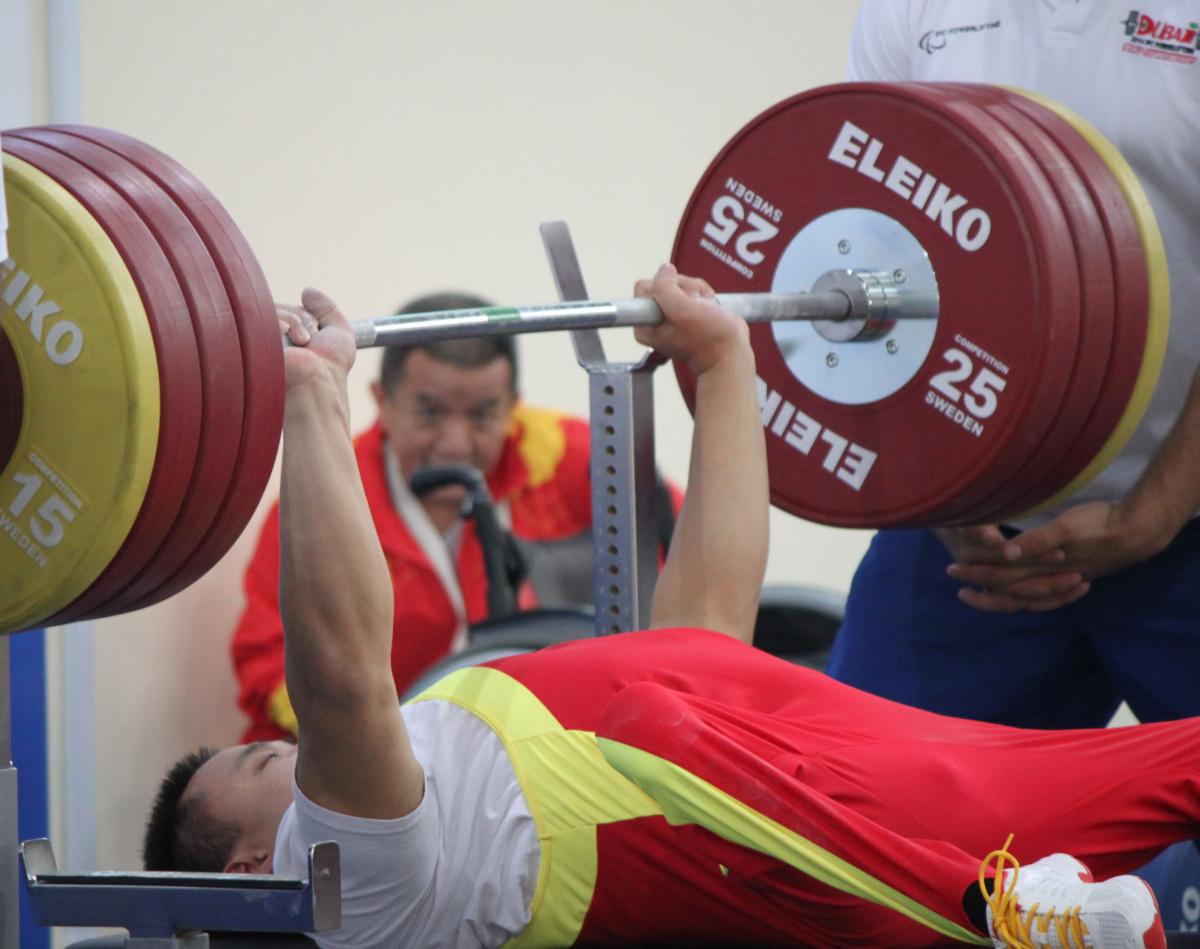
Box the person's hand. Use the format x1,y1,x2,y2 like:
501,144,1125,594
942,499,1173,612
632,264,750,375
276,288,357,391
936,522,1085,613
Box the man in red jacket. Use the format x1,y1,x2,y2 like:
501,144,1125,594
232,292,610,742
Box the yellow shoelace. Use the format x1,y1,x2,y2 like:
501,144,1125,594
979,834,1089,949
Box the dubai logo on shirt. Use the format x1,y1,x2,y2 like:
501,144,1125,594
916,20,1001,55
1121,10,1199,63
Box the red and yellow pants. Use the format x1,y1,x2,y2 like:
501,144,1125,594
414,628,1200,948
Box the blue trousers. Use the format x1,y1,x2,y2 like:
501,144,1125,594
827,519,1200,729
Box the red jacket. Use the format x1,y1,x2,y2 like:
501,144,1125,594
232,404,596,741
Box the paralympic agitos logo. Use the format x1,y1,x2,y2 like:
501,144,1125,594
1121,10,1200,62
917,20,1001,55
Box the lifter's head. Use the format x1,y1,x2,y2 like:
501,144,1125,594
143,740,297,873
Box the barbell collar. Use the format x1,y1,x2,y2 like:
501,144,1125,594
811,268,940,343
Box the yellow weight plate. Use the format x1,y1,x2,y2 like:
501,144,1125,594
1007,88,1170,512
0,154,160,633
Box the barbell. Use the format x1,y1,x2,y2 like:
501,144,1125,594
0,81,1169,635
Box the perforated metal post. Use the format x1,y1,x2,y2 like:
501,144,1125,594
541,222,661,635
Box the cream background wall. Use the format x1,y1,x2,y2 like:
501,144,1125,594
34,0,871,882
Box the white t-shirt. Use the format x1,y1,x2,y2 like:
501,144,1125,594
848,0,1200,522
273,699,540,949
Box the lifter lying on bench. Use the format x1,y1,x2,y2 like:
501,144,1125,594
145,267,1184,948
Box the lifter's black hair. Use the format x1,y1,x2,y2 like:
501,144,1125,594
143,746,240,872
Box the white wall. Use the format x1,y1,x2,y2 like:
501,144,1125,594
0,1,39,127
48,0,872,872
0,0,39,256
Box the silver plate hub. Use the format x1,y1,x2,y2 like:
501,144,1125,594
772,208,939,405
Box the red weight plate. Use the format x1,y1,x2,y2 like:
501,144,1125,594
50,127,283,608
0,329,21,471
9,128,245,622
672,82,1080,527
885,83,1081,525
937,85,1114,522
997,90,1153,514
1,136,203,610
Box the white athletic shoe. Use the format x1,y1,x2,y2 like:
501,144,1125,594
981,849,1165,949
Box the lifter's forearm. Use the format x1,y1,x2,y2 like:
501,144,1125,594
651,342,767,640
278,371,394,715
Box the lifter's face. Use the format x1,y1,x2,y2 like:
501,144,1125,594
186,740,298,874
372,350,516,527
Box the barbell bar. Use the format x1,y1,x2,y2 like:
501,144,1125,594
328,275,938,351
0,80,1169,635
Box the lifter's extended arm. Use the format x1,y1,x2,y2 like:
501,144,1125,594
637,265,768,643
277,290,424,819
